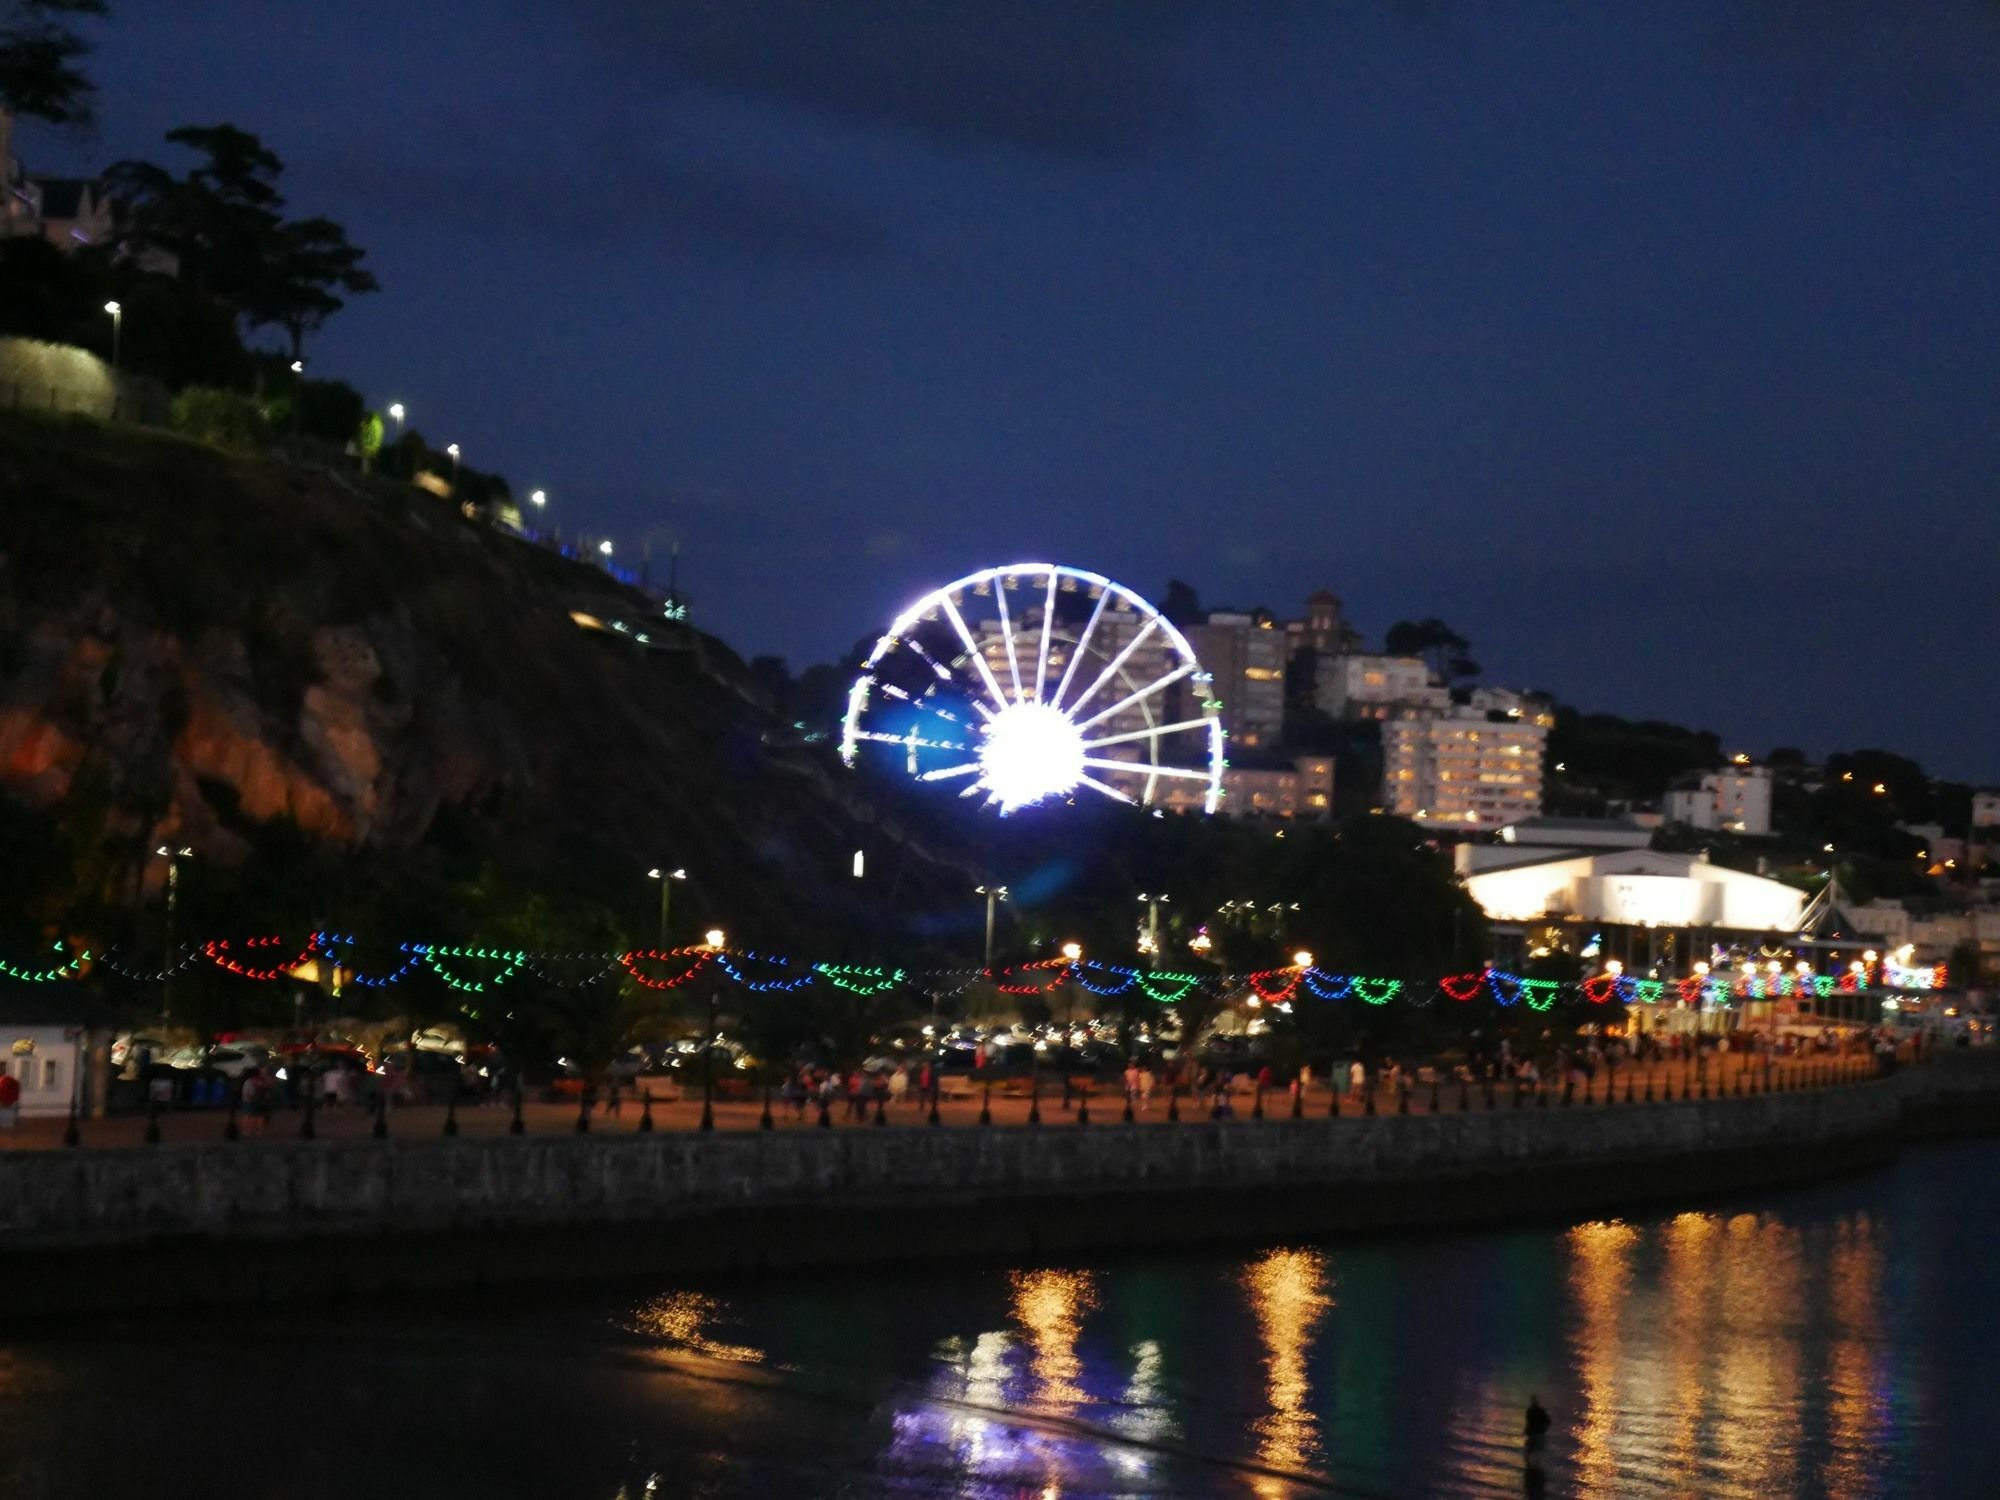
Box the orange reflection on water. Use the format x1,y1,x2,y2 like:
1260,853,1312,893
630,1290,765,1363
1565,1219,1639,1497
1823,1213,1884,1500
1711,1213,1805,1495
1660,1209,1719,1481
1008,1268,1099,1414
1241,1247,1334,1473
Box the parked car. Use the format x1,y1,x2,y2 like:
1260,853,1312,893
205,1045,273,1080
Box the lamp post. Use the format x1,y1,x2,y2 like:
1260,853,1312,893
975,884,1009,970
1060,942,1082,1110
446,442,461,493
387,403,405,475
1137,892,1169,967
648,867,686,947
529,490,547,534
700,927,725,1131
103,301,122,370
598,538,614,564
154,845,191,1030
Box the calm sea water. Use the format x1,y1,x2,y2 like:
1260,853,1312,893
4,1140,1997,1499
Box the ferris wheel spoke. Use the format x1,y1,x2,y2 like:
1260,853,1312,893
993,581,1025,703
918,761,984,783
1050,588,1111,709
1080,758,1214,781
1075,772,1138,805
852,729,969,752
1033,570,1058,704
1064,616,1163,720
1074,662,1193,734
1080,716,1218,752
939,594,1013,714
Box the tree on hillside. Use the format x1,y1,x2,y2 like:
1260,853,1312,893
1160,578,1204,627
1384,616,1479,683
0,0,105,126
105,124,377,359
243,214,378,362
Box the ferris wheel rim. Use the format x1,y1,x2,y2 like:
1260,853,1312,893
841,562,1225,813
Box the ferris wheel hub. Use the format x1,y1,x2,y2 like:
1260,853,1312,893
979,701,1086,811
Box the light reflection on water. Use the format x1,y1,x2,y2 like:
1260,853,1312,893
7,1146,1992,1499
626,1201,1913,1497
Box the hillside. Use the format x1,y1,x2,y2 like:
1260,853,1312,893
0,413,967,956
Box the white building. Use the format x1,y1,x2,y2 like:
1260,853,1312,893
1457,846,1808,933
4,1024,83,1119
1664,765,1774,835
1315,653,1448,720
1973,791,2000,829
1185,611,1286,749
1383,711,1547,829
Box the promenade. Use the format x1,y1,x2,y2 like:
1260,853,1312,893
1,1050,1875,1150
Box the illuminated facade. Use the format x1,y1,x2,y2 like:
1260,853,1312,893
1185,611,1286,749
1383,711,1547,828
1316,653,1448,720
1156,755,1334,821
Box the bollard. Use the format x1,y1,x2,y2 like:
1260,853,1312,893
1028,1078,1041,1126
576,1093,591,1133
1538,1081,1548,1109
929,1087,942,1127
1484,1080,1496,1110
979,1082,992,1126
639,1093,655,1132
761,1084,775,1131
1562,1080,1574,1108
1429,1077,1440,1113
300,1086,317,1140
1078,1086,1091,1127
1459,1078,1471,1113
1643,1073,1653,1103
223,1099,240,1141
443,1093,458,1137
509,1085,525,1136
1365,1085,1377,1116
1168,1082,1180,1122
1329,1084,1340,1119
1124,1090,1137,1124
1625,1073,1635,1104
1398,1086,1410,1115
1252,1085,1264,1120
1584,1075,1595,1106
874,1093,887,1126
818,1094,832,1128
1291,1082,1304,1120
372,1091,389,1139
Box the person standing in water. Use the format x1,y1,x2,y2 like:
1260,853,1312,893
1523,1394,1552,1497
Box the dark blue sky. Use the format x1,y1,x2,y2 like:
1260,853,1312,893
31,1,2000,779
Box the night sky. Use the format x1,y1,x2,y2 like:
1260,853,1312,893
31,2,2000,779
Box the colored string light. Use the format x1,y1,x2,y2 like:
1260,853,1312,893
1438,971,1486,1003
204,934,323,982
816,964,906,996
0,942,89,983
412,944,526,994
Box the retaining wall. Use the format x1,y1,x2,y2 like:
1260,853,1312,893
2,1063,1993,1318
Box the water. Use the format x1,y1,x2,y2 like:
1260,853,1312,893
5,1140,1997,1499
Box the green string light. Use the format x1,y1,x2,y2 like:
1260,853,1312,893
815,964,905,996
0,942,88,983
416,945,526,994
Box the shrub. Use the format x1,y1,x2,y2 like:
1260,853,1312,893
170,386,268,453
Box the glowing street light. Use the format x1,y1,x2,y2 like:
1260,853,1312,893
153,844,192,1030
699,927,727,1132
598,539,614,558
1061,941,1082,962
103,301,122,369
446,442,461,491
1293,949,1315,970
647,866,686,947
529,489,547,509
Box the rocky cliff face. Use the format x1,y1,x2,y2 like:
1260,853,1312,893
0,415,952,942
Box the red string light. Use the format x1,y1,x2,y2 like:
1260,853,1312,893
618,948,714,990
1438,971,1486,1002
204,933,322,981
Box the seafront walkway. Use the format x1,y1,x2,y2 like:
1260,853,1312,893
0,1050,1884,1150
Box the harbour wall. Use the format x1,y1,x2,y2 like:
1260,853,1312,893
4,1060,1995,1318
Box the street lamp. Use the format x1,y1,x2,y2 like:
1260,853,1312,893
529,489,547,511
153,845,191,1029
445,443,461,491
974,883,1009,969
598,539,614,558
1059,943,1082,1109
103,301,122,369
1292,949,1314,969
700,928,726,1131
1137,892,1170,967
288,359,306,435
647,866,686,947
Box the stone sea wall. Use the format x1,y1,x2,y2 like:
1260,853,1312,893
2,1063,1992,1317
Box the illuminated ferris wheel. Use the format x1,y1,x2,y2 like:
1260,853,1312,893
840,563,1224,814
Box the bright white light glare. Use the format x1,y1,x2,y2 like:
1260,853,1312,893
978,701,1085,811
